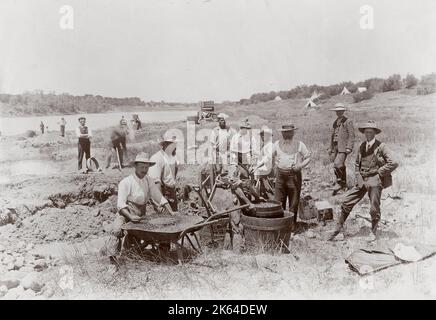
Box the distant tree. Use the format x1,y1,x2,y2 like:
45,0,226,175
404,74,418,88
417,73,436,95
382,74,402,92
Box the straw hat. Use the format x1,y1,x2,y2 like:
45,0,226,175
239,120,251,129
159,135,177,145
358,120,381,134
278,124,298,132
330,103,347,111
217,113,229,119
133,152,155,166
78,115,86,121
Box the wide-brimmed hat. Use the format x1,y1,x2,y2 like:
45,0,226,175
78,116,86,121
278,124,298,132
159,135,178,145
358,120,381,134
330,103,346,111
217,113,229,119
239,120,251,129
133,152,155,166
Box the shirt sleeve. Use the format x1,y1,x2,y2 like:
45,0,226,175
148,177,168,205
147,154,162,184
75,127,81,138
117,179,129,211
87,128,92,138
299,142,311,160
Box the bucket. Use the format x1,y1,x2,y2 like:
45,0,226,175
298,195,317,220
241,211,293,250
246,200,284,218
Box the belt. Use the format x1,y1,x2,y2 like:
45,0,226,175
360,171,378,178
277,167,296,174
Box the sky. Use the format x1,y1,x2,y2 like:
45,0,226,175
1,0,436,102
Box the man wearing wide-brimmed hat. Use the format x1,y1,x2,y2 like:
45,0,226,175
108,152,176,259
268,124,311,224
210,112,234,174
329,120,398,242
230,119,253,166
329,103,355,195
75,116,93,171
148,136,179,211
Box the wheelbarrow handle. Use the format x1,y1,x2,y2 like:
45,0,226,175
203,204,250,223
179,217,230,240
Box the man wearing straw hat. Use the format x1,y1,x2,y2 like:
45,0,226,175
108,152,176,259
230,119,253,166
210,112,234,174
76,116,92,171
148,136,179,211
270,124,311,223
329,103,355,195
329,120,398,242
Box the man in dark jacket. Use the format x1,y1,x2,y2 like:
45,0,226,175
329,120,398,242
329,103,355,195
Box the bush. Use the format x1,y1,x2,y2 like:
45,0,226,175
417,73,436,95
353,90,374,103
25,130,37,138
404,74,418,89
382,74,402,92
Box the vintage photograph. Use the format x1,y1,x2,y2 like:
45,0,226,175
0,0,435,301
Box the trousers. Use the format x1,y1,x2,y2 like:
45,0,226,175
78,138,91,170
340,175,383,226
331,143,347,188
274,168,302,221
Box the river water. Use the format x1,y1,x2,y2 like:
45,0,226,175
0,109,197,136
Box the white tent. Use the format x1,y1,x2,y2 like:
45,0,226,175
274,96,282,101
305,99,318,108
357,87,367,93
340,87,351,95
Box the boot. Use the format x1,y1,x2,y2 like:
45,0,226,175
328,211,348,241
367,219,379,242
332,167,344,195
340,166,347,190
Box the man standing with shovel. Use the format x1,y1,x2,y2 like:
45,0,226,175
105,119,128,170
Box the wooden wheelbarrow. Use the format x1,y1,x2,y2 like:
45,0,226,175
121,204,249,264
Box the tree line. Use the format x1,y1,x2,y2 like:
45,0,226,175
240,73,436,105
0,91,147,116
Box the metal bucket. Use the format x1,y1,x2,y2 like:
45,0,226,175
241,211,293,250
247,200,284,218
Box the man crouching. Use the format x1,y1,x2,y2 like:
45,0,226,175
108,152,176,261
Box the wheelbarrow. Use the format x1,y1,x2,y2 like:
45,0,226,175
121,204,249,264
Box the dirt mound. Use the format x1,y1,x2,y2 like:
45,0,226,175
13,196,118,244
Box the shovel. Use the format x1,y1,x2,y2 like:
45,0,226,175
115,147,123,171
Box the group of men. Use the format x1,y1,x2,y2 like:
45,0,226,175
100,102,398,258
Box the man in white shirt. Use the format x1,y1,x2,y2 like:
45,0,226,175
109,152,176,258
210,113,234,174
271,124,311,223
76,116,92,171
230,120,253,166
148,137,179,211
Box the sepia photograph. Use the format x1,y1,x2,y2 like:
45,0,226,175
0,0,436,304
